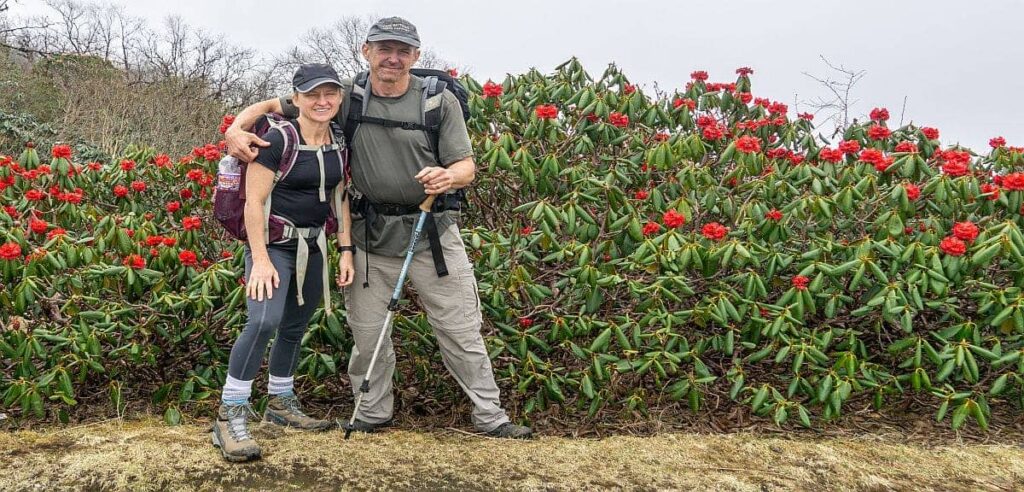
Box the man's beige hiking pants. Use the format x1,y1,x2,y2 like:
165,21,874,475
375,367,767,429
343,222,510,432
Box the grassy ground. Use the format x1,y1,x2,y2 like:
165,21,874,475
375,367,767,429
1,418,1023,491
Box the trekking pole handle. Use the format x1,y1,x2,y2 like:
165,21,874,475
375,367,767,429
419,194,437,213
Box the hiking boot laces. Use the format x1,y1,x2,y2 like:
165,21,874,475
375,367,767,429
225,403,257,442
276,394,312,420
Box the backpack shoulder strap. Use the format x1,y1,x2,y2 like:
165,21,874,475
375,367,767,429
343,72,369,146
264,116,300,183
422,76,447,164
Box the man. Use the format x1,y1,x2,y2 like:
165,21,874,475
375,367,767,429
225,16,532,439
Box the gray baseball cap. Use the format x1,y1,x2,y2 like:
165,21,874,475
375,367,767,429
365,16,421,48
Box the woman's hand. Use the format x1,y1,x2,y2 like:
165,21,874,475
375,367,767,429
336,252,355,287
247,259,280,301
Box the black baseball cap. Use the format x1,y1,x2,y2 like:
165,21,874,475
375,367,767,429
365,16,421,48
292,63,343,93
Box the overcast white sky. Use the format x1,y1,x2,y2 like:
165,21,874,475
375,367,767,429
8,0,1024,151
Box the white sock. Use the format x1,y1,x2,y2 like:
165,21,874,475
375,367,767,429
221,375,253,403
268,375,294,396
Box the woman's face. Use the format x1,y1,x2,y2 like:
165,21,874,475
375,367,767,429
296,84,342,123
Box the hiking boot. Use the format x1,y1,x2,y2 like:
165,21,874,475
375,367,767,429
486,422,533,439
342,418,393,434
211,403,261,462
262,393,333,431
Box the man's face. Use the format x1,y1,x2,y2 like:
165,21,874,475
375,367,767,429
362,41,420,83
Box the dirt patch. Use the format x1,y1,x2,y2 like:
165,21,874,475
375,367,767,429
1,419,1023,491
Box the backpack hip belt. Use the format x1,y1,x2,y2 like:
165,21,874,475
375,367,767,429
352,193,463,280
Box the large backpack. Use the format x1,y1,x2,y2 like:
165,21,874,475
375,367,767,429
213,113,348,310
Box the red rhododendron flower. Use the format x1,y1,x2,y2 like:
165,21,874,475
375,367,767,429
166,201,181,213
113,185,129,197
585,113,599,123
123,254,146,270
149,248,160,257
859,148,885,166
146,235,164,247
25,189,45,201
690,70,709,81
186,169,204,182
818,148,843,163
942,160,969,177
980,183,1000,200
518,317,534,328
768,102,788,116
702,124,724,140
952,221,979,242
120,159,136,172
869,108,890,122
642,221,661,236
162,237,177,247
180,188,193,199
673,98,696,111
178,250,198,266
838,140,861,154
867,124,891,140
990,136,1006,148
765,209,783,221
904,226,914,235
792,275,810,290
87,162,102,171
51,145,72,159
737,92,752,104
623,84,636,95
735,136,761,154
921,127,940,140
608,112,629,128
46,228,66,240
0,242,22,261
3,205,17,216
535,104,558,120
798,112,814,121
1003,173,1024,191
634,190,649,200
29,218,48,234
131,180,147,192
904,183,921,201
894,141,918,153
662,210,685,228
653,132,669,142
482,81,503,98
153,154,173,168
701,222,729,241
736,67,754,76
520,226,533,235
182,216,202,230
220,250,234,259
939,236,966,256
218,114,236,134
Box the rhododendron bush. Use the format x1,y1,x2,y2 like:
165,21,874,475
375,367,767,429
3,59,1024,431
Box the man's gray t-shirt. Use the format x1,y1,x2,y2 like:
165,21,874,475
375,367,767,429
280,75,473,257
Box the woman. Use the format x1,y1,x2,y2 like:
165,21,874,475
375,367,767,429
211,63,355,463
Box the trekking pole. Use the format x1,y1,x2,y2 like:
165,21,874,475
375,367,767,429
343,195,436,440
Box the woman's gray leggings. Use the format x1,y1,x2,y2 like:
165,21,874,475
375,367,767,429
227,245,324,381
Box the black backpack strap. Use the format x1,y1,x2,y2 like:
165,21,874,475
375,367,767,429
343,72,369,147
422,76,446,165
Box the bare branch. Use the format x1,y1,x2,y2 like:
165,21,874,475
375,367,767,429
800,55,866,136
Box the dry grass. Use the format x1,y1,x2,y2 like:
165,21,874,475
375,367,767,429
1,419,1023,491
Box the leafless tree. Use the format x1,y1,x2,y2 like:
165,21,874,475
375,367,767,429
801,55,866,136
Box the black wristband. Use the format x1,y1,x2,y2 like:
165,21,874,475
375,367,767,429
339,245,356,253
